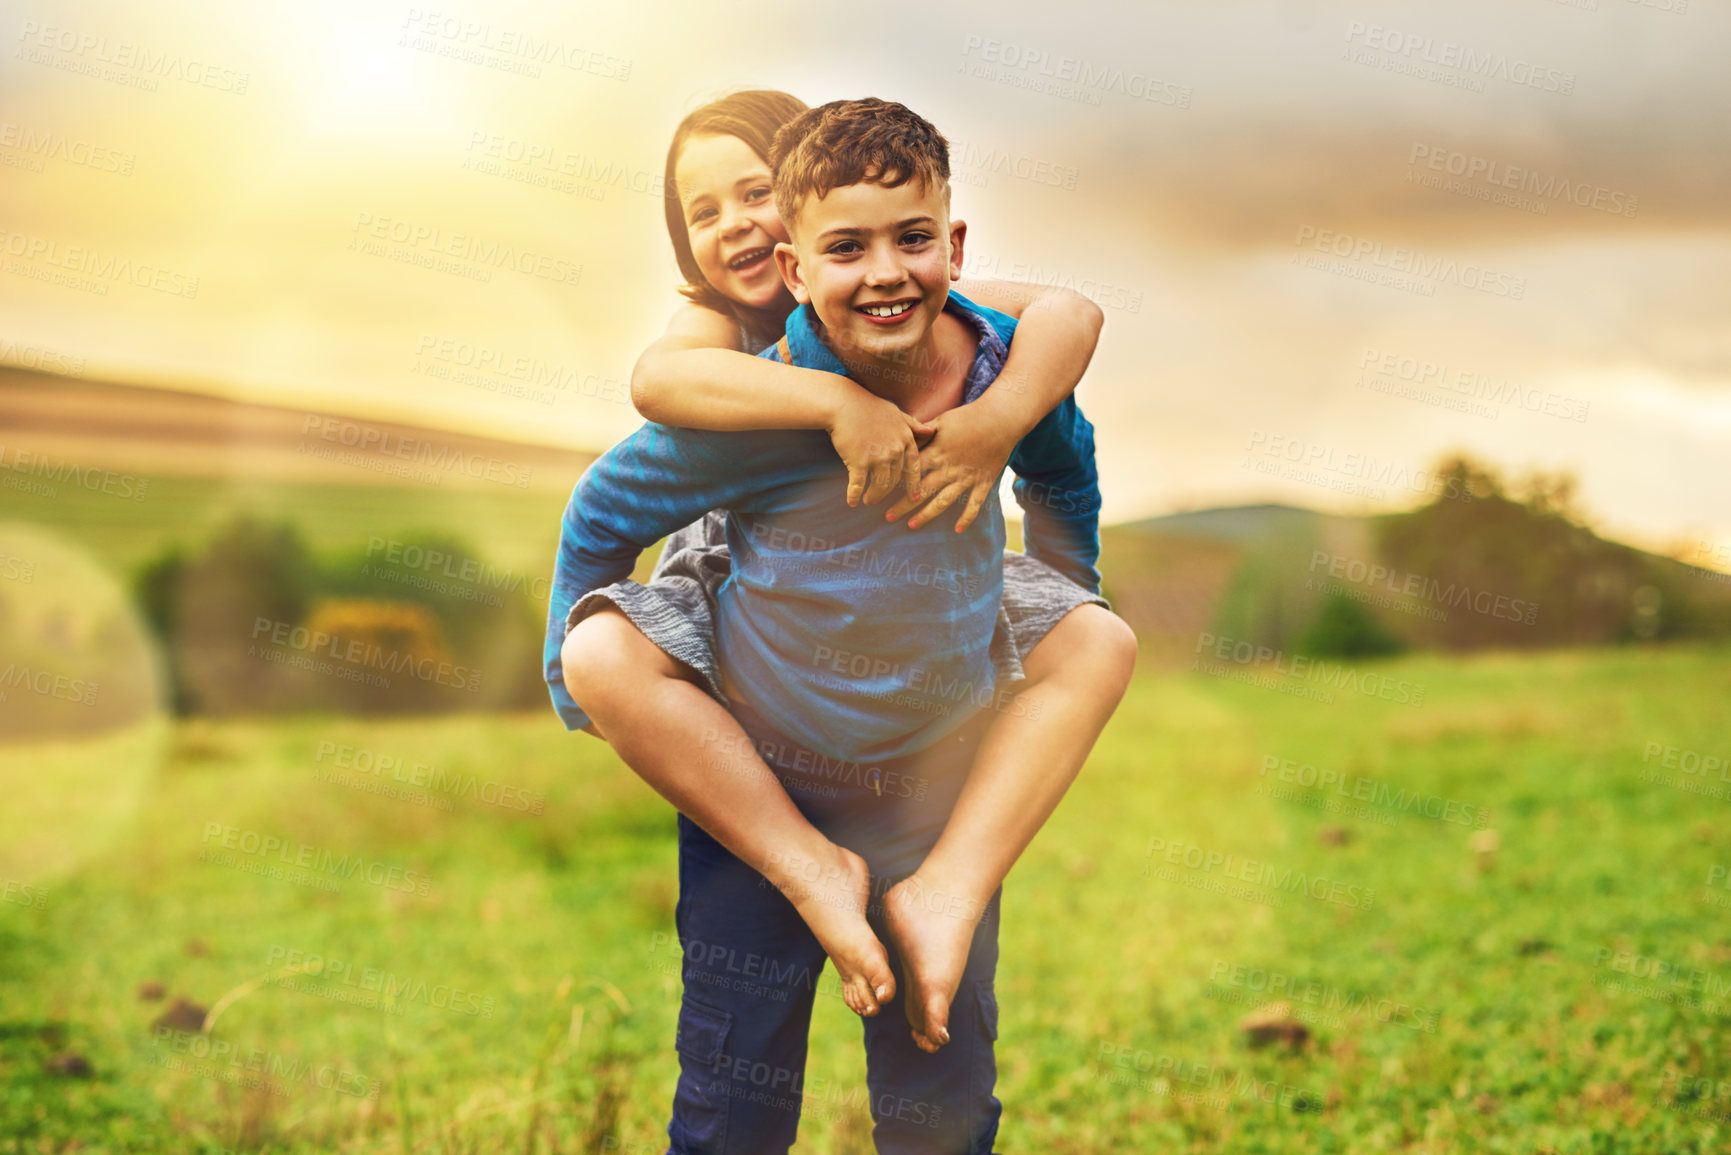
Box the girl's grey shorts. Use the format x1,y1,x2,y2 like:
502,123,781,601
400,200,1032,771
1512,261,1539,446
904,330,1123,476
564,511,1108,703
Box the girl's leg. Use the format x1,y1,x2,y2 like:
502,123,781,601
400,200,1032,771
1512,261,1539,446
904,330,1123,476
562,607,896,1014
883,604,1137,1052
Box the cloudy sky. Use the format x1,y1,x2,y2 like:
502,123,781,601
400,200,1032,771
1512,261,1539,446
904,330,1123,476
2,0,1727,557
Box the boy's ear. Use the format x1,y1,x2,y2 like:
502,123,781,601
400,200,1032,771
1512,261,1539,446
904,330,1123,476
946,218,968,283
774,241,810,304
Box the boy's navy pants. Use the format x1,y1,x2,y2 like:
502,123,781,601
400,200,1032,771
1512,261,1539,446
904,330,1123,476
666,698,1003,1155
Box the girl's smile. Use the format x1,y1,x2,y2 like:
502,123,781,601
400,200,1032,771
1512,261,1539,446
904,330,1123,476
675,133,792,310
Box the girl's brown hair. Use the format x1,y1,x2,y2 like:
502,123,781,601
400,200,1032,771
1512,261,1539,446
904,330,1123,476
663,89,809,349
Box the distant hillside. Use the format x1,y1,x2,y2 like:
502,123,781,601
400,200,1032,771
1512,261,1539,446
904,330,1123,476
1098,504,1363,666
1107,503,1330,546
7,372,1726,669
0,367,595,576
0,366,592,492
1099,475,1731,667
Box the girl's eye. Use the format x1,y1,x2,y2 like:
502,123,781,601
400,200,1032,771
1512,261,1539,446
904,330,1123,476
689,206,717,226
745,186,771,203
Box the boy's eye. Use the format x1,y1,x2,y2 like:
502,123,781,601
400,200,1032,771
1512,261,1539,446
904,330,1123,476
900,231,932,247
745,186,772,203
689,206,717,226
828,240,862,256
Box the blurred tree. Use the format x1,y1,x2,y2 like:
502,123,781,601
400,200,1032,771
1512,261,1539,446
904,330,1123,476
1295,592,1405,658
170,517,316,713
131,544,192,713
1374,456,1730,650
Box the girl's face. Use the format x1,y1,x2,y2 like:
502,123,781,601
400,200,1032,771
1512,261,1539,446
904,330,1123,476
675,132,791,310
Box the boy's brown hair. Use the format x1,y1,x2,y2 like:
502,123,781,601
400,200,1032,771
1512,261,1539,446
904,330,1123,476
769,98,951,229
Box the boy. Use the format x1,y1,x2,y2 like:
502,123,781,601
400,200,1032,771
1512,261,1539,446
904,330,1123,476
545,98,1132,1153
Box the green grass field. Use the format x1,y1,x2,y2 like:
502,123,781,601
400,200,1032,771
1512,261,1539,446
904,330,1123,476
4,644,1729,1153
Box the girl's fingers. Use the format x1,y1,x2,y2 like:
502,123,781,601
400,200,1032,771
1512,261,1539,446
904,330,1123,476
885,455,904,501
883,477,933,522
845,463,868,507
951,480,994,533
902,442,922,501
884,491,920,522
882,455,905,504
863,459,897,506
906,480,968,530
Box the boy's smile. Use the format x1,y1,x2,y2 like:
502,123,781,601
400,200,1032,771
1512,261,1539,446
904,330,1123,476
855,297,919,325
774,175,968,389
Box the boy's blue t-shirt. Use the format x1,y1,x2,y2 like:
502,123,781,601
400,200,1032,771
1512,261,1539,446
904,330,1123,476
544,290,1102,763
774,292,1103,598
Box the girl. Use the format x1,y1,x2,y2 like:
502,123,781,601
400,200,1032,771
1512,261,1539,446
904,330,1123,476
558,90,1137,1054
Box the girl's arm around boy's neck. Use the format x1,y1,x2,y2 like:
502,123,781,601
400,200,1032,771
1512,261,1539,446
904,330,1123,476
629,302,854,432
628,301,932,507
954,278,1105,440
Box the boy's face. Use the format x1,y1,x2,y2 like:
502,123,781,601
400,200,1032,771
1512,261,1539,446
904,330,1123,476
773,176,965,364
676,133,791,310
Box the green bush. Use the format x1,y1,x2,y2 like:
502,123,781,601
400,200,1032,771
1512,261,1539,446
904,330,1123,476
132,517,547,716
319,533,548,710
1294,591,1405,658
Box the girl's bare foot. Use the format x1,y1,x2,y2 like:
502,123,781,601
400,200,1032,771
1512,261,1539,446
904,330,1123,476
765,843,896,1017
883,871,986,1053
